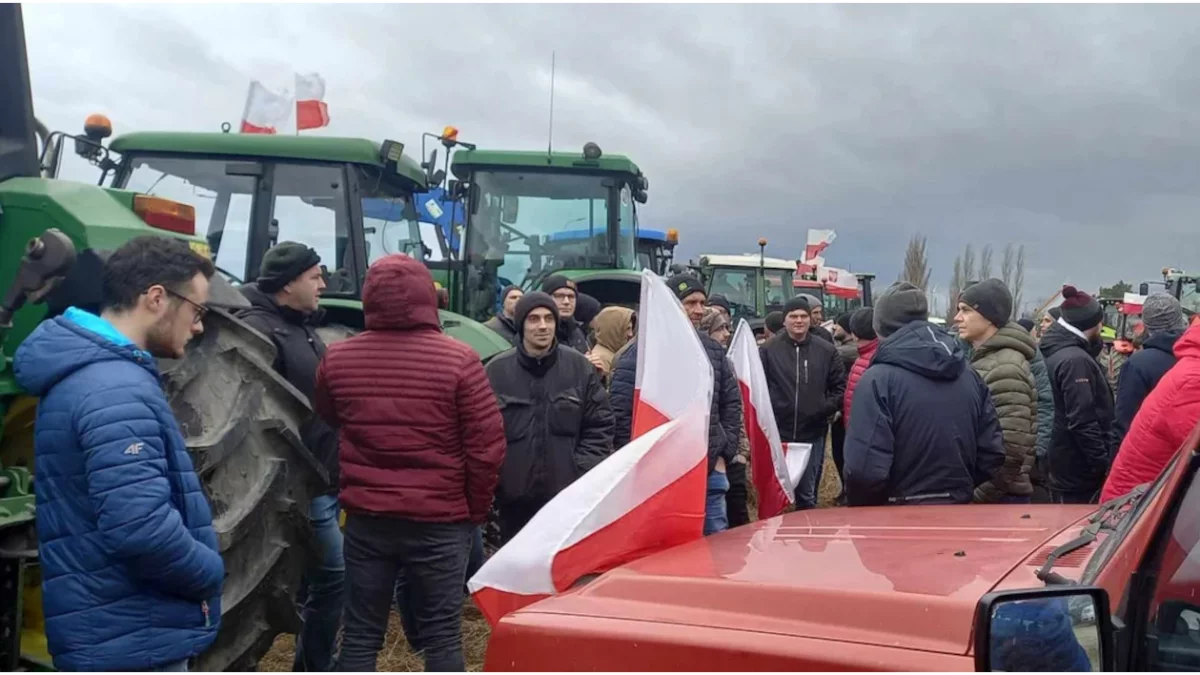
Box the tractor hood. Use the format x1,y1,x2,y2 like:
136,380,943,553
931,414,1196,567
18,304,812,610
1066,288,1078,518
492,504,1098,667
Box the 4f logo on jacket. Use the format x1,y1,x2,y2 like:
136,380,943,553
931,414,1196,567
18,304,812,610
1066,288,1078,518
123,442,145,456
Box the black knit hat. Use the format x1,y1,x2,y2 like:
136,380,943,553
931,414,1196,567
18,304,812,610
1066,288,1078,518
1059,285,1102,331
575,292,602,327
665,273,705,301
764,311,784,333
514,291,559,336
540,275,576,296
258,242,321,293
873,282,928,338
500,285,522,304
1047,306,1062,321
1017,318,1035,333
835,312,854,333
708,294,731,314
783,295,811,316
850,307,876,340
960,278,1013,328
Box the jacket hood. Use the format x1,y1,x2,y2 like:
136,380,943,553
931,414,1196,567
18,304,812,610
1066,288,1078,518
593,306,634,353
1040,320,1098,359
856,338,879,358
240,283,323,326
1144,327,1185,356
974,322,1037,363
362,254,440,331
873,320,965,381
14,309,156,396
1174,322,1200,361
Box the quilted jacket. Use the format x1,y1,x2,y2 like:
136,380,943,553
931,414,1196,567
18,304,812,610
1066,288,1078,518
967,323,1038,502
13,308,224,671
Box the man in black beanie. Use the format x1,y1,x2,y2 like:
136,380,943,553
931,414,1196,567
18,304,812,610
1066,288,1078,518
236,242,343,671
1038,285,1115,503
540,275,590,352
609,272,743,534
761,310,784,344
485,291,614,542
484,285,523,345
843,282,1005,507
760,294,845,509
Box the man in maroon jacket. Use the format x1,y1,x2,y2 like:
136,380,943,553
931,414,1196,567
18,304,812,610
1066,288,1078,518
314,254,506,672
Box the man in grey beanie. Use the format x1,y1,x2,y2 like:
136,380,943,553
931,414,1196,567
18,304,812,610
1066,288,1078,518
1113,293,1187,441
843,282,1005,506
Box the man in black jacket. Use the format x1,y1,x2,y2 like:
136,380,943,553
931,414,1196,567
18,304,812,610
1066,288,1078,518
761,296,846,509
541,275,590,352
610,273,743,534
485,292,615,543
483,285,523,345
1040,286,1116,504
830,312,859,501
843,282,1005,507
236,242,343,672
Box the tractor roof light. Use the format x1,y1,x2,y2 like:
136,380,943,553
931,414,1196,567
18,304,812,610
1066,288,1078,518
758,237,768,248
84,113,112,141
666,228,679,244
441,126,460,147
583,142,602,160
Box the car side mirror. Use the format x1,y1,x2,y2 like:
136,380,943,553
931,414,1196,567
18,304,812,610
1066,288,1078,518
975,586,1113,672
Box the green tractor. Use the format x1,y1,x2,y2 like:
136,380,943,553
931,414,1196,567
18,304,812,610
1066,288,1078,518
442,142,650,320
0,5,508,670
693,247,799,335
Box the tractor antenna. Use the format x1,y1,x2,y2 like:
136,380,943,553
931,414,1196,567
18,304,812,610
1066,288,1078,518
547,51,556,158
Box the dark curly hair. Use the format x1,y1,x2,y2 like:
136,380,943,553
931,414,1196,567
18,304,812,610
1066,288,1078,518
102,236,215,312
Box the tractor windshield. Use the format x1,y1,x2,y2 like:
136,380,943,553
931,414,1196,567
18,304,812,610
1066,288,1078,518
763,268,796,312
462,169,636,319
1178,283,1200,317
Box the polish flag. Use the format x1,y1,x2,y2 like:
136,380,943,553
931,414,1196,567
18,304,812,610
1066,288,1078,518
469,269,713,626
1121,292,1146,315
295,72,330,131
239,80,291,135
728,320,810,519
822,266,860,299
796,255,824,277
804,229,837,262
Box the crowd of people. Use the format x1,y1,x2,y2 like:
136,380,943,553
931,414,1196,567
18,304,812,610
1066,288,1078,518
17,233,1199,672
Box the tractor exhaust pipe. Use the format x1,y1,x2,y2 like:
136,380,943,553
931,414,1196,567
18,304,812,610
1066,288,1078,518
0,4,40,183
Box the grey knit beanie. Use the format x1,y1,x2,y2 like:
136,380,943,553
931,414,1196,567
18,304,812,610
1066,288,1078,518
873,282,929,338
1141,293,1185,334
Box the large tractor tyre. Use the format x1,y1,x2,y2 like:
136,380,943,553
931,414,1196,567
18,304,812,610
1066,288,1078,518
160,277,326,672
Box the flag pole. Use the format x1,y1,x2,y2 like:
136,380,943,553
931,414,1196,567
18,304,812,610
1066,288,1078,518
239,81,255,135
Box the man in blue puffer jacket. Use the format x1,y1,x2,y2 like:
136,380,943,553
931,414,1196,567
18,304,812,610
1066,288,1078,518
14,236,224,672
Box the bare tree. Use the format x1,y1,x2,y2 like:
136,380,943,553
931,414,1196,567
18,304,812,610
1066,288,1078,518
948,256,964,322
979,244,994,279
1001,243,1015,287
962,244,977,283
1012,245,1026,312
902,234,932,291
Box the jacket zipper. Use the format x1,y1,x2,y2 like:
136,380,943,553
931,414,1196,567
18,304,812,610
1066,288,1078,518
793,345,800,439
202,600,211,627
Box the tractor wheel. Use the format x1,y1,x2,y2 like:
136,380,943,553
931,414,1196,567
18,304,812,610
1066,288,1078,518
160,279,325,672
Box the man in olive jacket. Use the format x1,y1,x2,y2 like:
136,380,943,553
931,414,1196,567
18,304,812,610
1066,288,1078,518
955,279,1038,503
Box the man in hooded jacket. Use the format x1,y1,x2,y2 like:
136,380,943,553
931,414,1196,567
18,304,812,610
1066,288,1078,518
235,242,344,671
1039,285,1116,504
483,285,523,345
1114,293,1186,441
486,292,615,542
843,282,1005,506
954,279,1039,504
541,274,590,352
314,254,506,672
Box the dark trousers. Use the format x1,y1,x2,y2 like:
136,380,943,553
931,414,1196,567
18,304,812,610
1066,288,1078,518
498,502,545,545
337,514,471,672
725,461,750,528
830,418,847,495
393,527,485,654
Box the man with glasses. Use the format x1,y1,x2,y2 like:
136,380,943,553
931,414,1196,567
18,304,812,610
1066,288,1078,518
541,274,590,352
236,242,343,672
14,236,222,672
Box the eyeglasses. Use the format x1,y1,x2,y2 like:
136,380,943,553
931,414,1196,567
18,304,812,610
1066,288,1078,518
164,287,209,325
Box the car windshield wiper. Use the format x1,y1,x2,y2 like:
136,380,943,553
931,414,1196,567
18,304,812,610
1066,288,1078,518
1035,485,1148,586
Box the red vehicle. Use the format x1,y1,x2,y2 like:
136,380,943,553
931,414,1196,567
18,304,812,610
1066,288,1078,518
484,425,1200,671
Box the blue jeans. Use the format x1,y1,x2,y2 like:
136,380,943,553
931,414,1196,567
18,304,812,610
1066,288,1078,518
793,433,827,510
393,526,485,654
704,470,730,535
292,494,346,672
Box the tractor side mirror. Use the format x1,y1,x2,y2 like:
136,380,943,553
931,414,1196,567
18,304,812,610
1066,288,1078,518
500,196,519,224
1139,282,1150,296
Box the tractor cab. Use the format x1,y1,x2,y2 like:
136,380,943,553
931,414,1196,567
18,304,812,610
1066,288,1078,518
635,227,678,276
1156,268,1200,318
696,252,797,334
447,142,649,321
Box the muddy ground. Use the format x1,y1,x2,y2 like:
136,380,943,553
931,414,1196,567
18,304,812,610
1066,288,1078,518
260,447,843,671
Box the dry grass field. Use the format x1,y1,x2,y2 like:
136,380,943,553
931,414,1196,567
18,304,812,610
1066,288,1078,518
260,444,844,671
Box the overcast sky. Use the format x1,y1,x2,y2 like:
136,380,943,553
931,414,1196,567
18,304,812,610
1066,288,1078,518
23,3,1200,313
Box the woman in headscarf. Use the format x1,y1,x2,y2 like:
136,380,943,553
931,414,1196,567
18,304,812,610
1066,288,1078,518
586,306,635,386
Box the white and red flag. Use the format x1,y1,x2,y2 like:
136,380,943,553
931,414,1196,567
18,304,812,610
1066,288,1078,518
295,73,330,131
727,320,810,519
468,269,713,627
804,229,837,262
821,265,860,300
239,80,291,135
1121,292,1146,315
